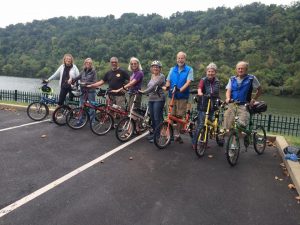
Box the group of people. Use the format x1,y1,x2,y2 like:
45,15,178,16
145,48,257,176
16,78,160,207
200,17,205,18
46,51,262,147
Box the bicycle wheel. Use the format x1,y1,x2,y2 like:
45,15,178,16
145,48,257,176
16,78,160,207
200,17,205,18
66,107,88,129
253,125,266,155
27,102,49,121
90,110,113,136
115,117,135,142
154,122,173,149
52,105,71,126
226,131,240,166
195,127,207,158
216,126,225,147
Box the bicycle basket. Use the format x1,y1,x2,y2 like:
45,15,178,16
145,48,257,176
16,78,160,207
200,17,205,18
41,84,52,93
249,101,267,114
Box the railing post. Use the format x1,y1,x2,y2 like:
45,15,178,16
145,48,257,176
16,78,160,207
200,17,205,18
14,90,18,101
267,114,272,132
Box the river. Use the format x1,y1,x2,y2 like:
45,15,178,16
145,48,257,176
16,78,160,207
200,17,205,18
0,76,299,117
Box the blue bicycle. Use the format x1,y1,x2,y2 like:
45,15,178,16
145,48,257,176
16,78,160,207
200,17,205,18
26,81,57,121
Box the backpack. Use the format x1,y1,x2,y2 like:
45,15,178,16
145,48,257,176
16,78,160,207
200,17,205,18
283,146,300,157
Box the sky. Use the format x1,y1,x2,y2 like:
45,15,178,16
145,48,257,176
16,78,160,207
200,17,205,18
0,0,297,28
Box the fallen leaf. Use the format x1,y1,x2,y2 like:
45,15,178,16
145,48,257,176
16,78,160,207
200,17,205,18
288,184,296,189
283,171,290,177
41,134,47,138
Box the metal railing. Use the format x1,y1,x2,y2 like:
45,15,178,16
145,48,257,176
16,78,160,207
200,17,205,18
0,89,299,136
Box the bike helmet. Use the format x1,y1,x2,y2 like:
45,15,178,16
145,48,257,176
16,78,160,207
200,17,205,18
151,60,162,68
71,87,82,97
41,84,52,93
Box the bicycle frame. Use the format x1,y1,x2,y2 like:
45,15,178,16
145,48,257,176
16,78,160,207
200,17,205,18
165,87,193,133
98,89,128,119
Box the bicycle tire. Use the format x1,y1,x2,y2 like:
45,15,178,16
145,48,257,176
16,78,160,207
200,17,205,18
115,117,135,142
225,131,240,166
66,107,89,129
52,105,71,126
90,110,113,136
195,127,207,158
253,125,266,155
27,102,49,121
154,122,173,149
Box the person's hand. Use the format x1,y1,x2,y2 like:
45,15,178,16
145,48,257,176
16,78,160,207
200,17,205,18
67,79,72,84
111,88,121,93
86,84,92,88
162,86,169,91
225,98,231,104
138,90,144,94
250,98,256,106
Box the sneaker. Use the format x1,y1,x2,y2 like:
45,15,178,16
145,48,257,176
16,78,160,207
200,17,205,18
76,121,83,126
175,136,183,144
149,138,154,143
147,134,154,140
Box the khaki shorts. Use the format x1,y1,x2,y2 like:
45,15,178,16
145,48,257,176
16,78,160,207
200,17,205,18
170,99,188,118
223,103,250,130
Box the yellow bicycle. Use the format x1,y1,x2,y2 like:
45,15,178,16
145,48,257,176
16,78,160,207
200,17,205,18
194,95,225,157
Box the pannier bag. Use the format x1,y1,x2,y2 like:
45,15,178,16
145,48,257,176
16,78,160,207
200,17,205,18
249,101,267,114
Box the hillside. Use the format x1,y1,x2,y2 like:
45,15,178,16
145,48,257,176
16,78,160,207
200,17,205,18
0,2,299,95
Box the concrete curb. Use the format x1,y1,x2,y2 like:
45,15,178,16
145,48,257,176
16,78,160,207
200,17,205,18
275,135,300,195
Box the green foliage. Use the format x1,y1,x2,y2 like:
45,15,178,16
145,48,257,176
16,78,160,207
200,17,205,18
0,2,300,95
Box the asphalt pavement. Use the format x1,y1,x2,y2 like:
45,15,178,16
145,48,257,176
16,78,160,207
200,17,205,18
0,105,299,225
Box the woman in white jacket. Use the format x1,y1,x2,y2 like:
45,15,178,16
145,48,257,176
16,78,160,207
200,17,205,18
47,53,80,106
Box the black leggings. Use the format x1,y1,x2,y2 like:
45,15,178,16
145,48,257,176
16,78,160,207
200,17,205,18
58,87,74,105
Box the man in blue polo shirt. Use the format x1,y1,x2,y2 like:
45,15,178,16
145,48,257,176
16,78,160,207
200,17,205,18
223,61,262,130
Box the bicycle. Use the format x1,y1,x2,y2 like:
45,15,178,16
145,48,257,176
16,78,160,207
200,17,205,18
225,100,267,166
115,91,151,142
96,88,129,128
66,84,113,135
51,86,80,126
153,86,198,149
27,81,57,121
194,95,225,158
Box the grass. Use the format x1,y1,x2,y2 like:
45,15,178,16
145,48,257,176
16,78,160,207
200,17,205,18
284,135,300,147
0,100,28,106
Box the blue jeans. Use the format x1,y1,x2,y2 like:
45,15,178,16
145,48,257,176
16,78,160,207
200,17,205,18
192,110,214,145
148,100,165,134
80,90,96,121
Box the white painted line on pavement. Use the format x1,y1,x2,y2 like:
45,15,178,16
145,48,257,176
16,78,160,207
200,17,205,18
0,131,149,218
0,120,50,132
